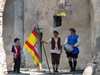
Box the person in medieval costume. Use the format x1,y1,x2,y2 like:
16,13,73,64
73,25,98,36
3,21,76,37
41,31,62,72
64,28,81,72
11,38,22,73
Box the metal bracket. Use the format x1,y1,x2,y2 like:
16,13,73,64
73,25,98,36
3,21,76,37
57,0,72,14
65,2,71,6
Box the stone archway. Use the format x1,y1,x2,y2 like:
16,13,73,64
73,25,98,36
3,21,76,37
91,0,100,73
0,23,7,74
3,0,26,71
0,0,24,74
83,0,100,74
1,0,100,74
0,0,7,75
3,0,42,72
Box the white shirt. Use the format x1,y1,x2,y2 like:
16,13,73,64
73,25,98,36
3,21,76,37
47,37,62,54
14,43,18,45
64,37,81,47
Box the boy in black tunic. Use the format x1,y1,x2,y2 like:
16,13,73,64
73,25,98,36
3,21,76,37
11,38,21,73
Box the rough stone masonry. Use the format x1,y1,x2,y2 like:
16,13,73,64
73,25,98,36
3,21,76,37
0,18,7,75
1,0,100,75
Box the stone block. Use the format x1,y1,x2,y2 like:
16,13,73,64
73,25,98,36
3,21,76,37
83,63,97,75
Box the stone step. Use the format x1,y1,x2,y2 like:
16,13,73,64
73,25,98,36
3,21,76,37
8,71,83,75
0,12,2,17
8,73,82,75
8,69,83,75
94,72,100,75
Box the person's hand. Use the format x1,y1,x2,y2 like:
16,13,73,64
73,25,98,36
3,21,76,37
62,44,65,47
71,45,75,48
20,46,23,50
14,54,16,58
60,51,62,55
41,40,44,43
13,54,16,58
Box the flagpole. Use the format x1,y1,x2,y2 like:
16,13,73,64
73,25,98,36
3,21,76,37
36,25,51,74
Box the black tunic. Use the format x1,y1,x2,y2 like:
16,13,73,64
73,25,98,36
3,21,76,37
12,45,21,58
11,44,21,72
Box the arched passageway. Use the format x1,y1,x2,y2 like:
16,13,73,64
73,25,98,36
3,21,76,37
2,0,100,74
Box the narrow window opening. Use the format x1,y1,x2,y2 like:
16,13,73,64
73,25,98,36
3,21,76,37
53,16,62,28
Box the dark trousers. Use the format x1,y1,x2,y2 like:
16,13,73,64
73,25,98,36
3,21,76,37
14,57,21,72
51,53,60,65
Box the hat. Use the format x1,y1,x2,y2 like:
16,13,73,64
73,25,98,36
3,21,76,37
14,38,20,43
53,30,59,35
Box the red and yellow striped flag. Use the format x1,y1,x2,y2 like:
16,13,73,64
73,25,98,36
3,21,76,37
23,30,40,70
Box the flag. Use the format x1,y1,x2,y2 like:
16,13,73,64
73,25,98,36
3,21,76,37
23,30,40,70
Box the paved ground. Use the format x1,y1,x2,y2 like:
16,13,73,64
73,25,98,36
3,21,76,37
94,72,100,75
8,72,82,75
8,71,83,75
7,69,83,75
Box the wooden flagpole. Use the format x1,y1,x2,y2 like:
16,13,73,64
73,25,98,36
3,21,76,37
36,25,51,74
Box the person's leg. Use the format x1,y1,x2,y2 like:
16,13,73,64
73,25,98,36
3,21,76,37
14,59,17,72
55,54,60,72
73,58,77,71
52,64,55,72
17,58,21,73
67,53,73,71
15,58,19,73
68,57,73,71
14,61,16,72
51,53,56,72
55,64,59,72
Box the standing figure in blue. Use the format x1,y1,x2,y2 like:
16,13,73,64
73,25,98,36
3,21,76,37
64,28,81,72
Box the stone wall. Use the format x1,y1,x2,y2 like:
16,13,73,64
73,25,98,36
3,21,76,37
0,20,7,75
91,0,100,73
3,0,15,70
24,0,93,70
13,0,25,68
3,0,100,71
3,0,25,70
24,0,39,68
89,0,95,58
0,0,98,75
